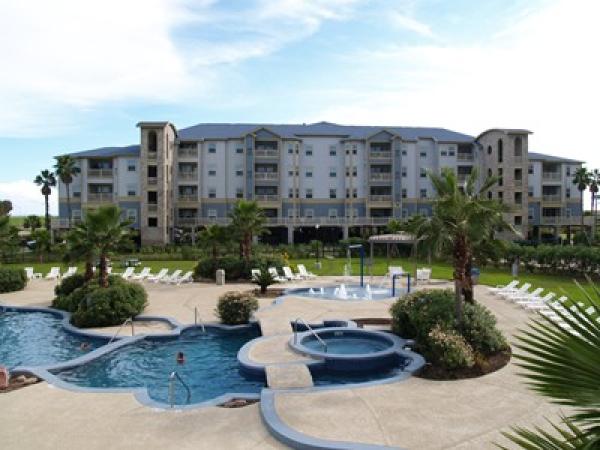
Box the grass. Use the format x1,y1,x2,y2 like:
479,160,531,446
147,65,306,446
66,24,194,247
0,256,592,301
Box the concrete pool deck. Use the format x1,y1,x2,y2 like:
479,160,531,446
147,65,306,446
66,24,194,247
0,277,567,449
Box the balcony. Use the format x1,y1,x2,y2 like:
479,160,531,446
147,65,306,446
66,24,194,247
542,172,561,181
457,174,469,183
255,148,279,158
147,152,157,161
87,193,113,202
147,204,158,213
456,153,474,162
178,194,198,202
177,217,199,226
255,194,279,201
514,179,523,187
88,169,113,178
255,172,279,181
178,172,198,181
542,194,561,202
178,148,198,159
370,173,392,182
147,177,157,185
369,151,392,160
369,195,392,202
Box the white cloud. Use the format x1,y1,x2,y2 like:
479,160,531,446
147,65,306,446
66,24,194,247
389,11,434,37
0,180,57,216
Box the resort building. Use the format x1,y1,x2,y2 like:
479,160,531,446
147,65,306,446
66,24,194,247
55,122,584,245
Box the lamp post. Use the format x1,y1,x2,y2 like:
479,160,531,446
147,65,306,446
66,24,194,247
315,224,321,269
348,244,364,287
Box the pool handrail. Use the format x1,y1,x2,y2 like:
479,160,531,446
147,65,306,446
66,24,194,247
168,371,192,408
107,317,135,344
194,307,205,333
293,317,328,353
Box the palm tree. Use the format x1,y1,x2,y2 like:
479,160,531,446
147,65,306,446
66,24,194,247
23,215,41,234
31,229,52,263
406,168,514,323
229,200,268,261
500,279,600,449
34,170,57,231
589,169,600,242
197,224,230,262
84,206,133,287
54,156,80,229
64,222,96,281
572,167,591,239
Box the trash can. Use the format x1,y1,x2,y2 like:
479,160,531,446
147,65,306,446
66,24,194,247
470,268,480,285
216,269,225,285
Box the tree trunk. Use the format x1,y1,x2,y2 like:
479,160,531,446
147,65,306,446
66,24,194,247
581,190,585,238
44,194,50,231
260,284,267,294
84,260,94,281
99,254,109,288
212,245,218,263
463,257,474,304
66,183,72,229
453,234,469,326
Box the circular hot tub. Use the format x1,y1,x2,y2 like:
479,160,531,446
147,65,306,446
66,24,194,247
289,328,411,372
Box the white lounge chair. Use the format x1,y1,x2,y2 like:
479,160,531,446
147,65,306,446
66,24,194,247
170,271,193,285
516,292,555,308
119,267,135,279
24,267,42,280
161,269,182,284
282,266,302,281
268,267,287,282
297,264,316,279
509,287,544,302
63,267,78,279
488,280,519,295
131,267,151,281
146,268,168,283
416,268,432,282
499,282,531,300
45,267,61,280
251,269,261,281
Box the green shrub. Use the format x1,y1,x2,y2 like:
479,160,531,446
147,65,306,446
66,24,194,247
427,325,475,370
390,289,455,340
0,267,27,293
462,303,508,354
54,274,86,298
215,291,258,325
71,280,147,328
193,255,286,281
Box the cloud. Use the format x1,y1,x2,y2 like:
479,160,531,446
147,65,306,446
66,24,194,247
0,180,57,216
389,11,434,37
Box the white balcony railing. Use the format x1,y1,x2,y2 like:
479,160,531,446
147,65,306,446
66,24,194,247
255,172,279,181
147,204,158,213
542,194,561,202
456,153,474,161
369,151,392,160
147,177,157,185
178,172,198,181
174,216,398,227
370,173,392,181
87,193,113,202
542,172,561,181
255,149,279,158
514,179,523,187
255,194,279,201
178,194,198,202
88,169,113,178
147,152,157,161
369,195,392,202
178,148,198,159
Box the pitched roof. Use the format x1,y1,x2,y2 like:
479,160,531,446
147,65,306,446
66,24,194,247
65,145,140,158
528,152,583,164
178,121,474,143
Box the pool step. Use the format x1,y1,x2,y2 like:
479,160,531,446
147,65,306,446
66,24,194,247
265,364,314,389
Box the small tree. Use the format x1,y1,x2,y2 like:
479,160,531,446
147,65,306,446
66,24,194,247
23,215,41,233
229,200,268,261
572,167,591,240
64,222,96,281
34,170,57,232
251,266,278,294
197,224,230,263
32,229,52,263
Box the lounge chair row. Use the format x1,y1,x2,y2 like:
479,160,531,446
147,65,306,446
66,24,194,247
24,266,193,285
251,264,316,282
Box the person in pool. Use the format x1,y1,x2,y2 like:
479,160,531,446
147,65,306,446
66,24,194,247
176,352,185,364
80,342,90,351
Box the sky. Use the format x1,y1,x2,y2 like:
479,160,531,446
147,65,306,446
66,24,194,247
1,0,599,215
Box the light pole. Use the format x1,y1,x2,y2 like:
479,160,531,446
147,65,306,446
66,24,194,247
315,224,321,269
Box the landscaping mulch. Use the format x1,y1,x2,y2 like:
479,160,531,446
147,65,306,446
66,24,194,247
417,349,512,380
219,398,260,408
0,375,40,393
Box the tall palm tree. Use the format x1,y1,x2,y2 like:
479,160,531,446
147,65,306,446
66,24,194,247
572,167,591,239
23,215,41,234
197,224,230,263
406,168,514,323
54,156,80,229
84,206,133,287
589,169,600,241
64,222,96,281
34,170,57,231
229,200,268,261
500,279,600,449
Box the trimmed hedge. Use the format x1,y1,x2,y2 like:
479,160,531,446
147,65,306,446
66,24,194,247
215,291,258,325
0,267,27,293
194,255,286,281
54,274,86,298
390,289,508,370
505,243,600,275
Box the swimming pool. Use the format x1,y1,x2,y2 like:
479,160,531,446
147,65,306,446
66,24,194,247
287,284,400,301
54,327,265,405
0,309,105,368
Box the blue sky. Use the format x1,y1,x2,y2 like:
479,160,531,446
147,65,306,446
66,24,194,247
1,0,599,214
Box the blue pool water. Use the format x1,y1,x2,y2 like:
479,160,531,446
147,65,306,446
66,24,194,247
303,336,391,354
54,327,265,405
0,310,104,368
290,285,396,301
312,365,406,386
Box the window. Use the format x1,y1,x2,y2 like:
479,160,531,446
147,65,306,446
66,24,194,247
402,208,408,218
305,145,313,156
305,188,313,199
401,167,407,177
288,170,294,177
498,168,503,186
72,210,82,221
73,191,81,198
528,208,534,220
420,151,427,158
305,170,313,178
126,209,137,222
352,145,357,155
236,188,244,199
305,209,314,218
497,139,503,163
566,208,572,218
420,168,427,178
487,145,492,155
345,147,350,155
329,146,337,156
420,189,427,199
208,169,216,176
329,168,337,177
236,147,244,154
236,169,243,177
147,217,158,227
328,209,338,219
353,188,357,198
208,146,216,154
514,215,522,226
514,137,522,157
566,188,571,198
147,165,157,178
401,150,407,156
127,160,136,172
208,188,216,199
329,189,337,199
488,168,493,177
288,147,294,154
288,188,294,199
515,192,523,204
528,187,534,197
208,209,217,218
528,164,534,174
147,191,157,203
401,189,407,198
345,188,350,199
488,191,493,200
498,191,503,202
127,184,137,196
566,166,571,177
148,131,157,153
287,208,295,218
448,150,455,157
441,150,447,157
352,167,357,177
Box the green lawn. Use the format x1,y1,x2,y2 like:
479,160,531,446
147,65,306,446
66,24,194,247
1,256,592,302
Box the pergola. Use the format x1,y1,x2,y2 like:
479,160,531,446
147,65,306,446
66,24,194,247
367,232,422,282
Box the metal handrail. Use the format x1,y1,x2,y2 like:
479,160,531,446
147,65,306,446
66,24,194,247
108,317,135,344
194,307,205,333
168,371,192,408
293,318,327,352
